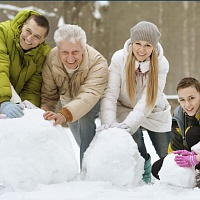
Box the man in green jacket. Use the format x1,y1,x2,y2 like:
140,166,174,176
0,10,51,118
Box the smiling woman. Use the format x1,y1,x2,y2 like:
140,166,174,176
131,41,153,62
99,21,171,184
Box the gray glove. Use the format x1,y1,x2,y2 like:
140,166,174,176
0,101,24,118
22,100,38,109
111,122,132,134
96,124,111,133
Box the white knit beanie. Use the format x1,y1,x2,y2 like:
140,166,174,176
130,21,161,48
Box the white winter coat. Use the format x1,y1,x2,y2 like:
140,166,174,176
100,39,172,133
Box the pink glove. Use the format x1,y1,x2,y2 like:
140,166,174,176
173,150,196,156
174,151,199,167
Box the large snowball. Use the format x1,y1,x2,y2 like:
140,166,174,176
0,109,78,191
159,153,196,188
82,127,144,187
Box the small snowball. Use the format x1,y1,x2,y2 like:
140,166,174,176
159,153,196,188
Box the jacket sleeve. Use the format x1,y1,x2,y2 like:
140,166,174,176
41,55,60,111
168,120,186,153
19,44,51,107
123,56,169,133
19,65,42,107
0,25,12,103
100,50,122,125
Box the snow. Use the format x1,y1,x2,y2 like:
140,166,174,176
93,1,109,19
159,153,196,189
0,109,78,191
82,128,144,187
0,109,200,200
0,1,199,198
57,16,65,28
0,4,56,19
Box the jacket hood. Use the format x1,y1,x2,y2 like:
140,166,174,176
173,105,185,137
11,10,40,32
10,10,41,46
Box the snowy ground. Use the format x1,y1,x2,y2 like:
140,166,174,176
0,117,200,200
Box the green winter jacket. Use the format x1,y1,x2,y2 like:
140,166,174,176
0,10,51,107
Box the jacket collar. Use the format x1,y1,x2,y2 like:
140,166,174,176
135,59,150,73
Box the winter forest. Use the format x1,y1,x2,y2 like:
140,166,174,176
0,1,200,200
0,1,200,96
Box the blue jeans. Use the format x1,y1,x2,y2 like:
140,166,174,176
148,130,170,158
68,101,100,169
132,127,170,161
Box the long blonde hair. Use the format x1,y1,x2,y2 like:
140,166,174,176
126,47,158,109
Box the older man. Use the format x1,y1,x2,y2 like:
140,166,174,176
41,24,108,168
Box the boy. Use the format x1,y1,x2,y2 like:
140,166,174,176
152,77,200,180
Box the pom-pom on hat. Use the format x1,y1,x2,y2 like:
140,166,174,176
130,21,161,48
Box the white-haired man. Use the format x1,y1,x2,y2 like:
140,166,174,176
41,24,108,168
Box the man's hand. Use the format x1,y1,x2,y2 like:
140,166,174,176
43,110,66,126
0,101,24,118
